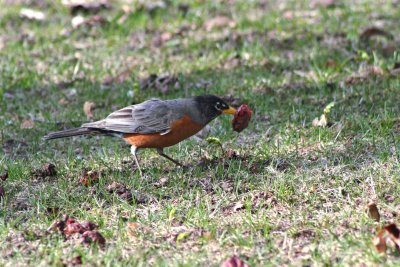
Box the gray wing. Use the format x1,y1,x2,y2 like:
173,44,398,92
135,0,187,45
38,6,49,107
82,99,180,134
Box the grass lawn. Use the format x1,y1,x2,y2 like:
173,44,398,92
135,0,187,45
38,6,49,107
1,0,400,265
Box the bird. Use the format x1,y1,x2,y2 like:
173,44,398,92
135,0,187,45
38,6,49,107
44,95,237,176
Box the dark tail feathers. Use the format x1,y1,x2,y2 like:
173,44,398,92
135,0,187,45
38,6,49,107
43,127,94,140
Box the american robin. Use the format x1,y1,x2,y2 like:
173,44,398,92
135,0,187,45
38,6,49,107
44,95,236,176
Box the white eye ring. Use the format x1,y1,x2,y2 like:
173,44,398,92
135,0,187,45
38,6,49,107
214,104,222,111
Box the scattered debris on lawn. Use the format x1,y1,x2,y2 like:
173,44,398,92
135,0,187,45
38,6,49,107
63,255,82,266
0,171,8,181
153,176,169,187
367,202,380,222
232,104,252,132
151,31,173,47
78,169,99,187
360,27,393,40
139,74,180,94
20,119,35,129
106,181,133,201
62,0,111,15
221,255,248,267
374,223,400,254
83,101,96,120
20,8,46,21
31,163,57,181
71,15,107,28
204,16,236,31
102,69,133,85
344,66,385,85
48,215,105,247
80,230,106,246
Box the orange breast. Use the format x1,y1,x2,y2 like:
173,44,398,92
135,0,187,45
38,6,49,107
123,115,204,148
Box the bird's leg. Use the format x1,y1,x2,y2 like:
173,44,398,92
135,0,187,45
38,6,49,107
156,148,184,167
131,146,143,177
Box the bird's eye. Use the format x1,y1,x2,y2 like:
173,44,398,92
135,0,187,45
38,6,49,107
214,102,222,111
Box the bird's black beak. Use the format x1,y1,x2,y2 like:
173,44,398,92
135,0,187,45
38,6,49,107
222,106,237,115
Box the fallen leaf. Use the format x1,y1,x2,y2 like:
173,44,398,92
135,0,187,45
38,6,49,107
126,222,139,237
80,221,97,231
102,69,132,85
204,16,235,31
83,101,95,119
374,223,400,253
31,163,57,180
20,8,46,21
151,32,173,47
154,176,169,187
64,222,85,236
139,74,179,94
80,230,106,246
58,98,70,105
373,228,387,253
221,256,248,267
368,202,380,222
106,181,133,201
232,104,253,132
78,170,99,187
345,66,385,85
20,119,35,129
387,224,400,248
64,256,82,266
71,15,106,28
0,171,8,181
360,27,393,40
232,201,245,212
62,0,110,15
312,114,328,127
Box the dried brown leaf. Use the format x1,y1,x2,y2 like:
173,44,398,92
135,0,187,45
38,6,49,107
221,256,248,267
80,230,106,246
232,201,245,212
64,255,82,266
78,170,99,187
345,66,385,85
20,119,35,129
83,101,95,119
374,229,387,253
139,74,179,94
232,104,252,132
64,222,85,236
127,222,139,238
204,16,235,31
312,114,327,127
384,224,400,249
367,202,380,222
360,27,393,40
31,163,57,180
